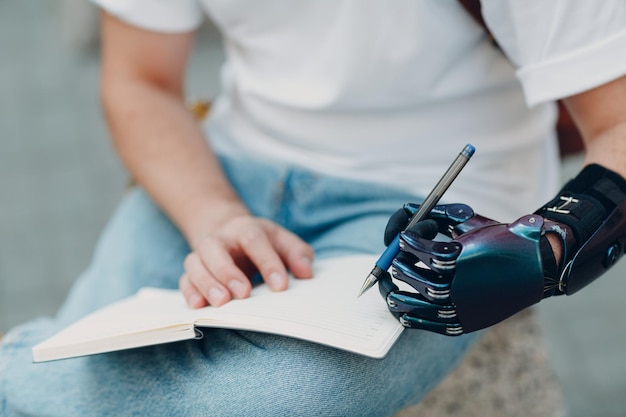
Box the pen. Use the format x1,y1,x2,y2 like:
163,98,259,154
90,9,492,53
357,144,476,297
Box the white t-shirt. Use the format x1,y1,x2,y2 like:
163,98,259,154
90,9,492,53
90,0,626,220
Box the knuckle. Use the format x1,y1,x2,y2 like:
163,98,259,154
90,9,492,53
239,227,265,249
186,271,205,287
225,215,254,230
211,263,236,283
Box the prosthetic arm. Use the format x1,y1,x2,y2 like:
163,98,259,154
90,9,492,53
380,164,626,336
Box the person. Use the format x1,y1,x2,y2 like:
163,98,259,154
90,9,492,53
2,1,626,415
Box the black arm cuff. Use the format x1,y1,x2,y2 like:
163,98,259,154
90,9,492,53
536,164,626,295
536,164,626,255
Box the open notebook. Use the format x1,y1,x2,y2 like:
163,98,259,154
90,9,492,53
32,254,404,362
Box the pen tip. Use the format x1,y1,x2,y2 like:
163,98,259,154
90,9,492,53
357,273,377,298
356,285,366,298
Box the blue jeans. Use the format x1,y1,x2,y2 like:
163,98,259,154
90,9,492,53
1,155,479,417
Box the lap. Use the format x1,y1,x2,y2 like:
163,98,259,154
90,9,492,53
1,157,479,416
1,317,477,417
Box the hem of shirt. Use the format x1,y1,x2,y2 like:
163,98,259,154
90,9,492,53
516,28,626,107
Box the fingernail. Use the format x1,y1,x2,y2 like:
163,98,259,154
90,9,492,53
208,287,224,305
267,272,285,290
228,280,247,298
298,256,314,278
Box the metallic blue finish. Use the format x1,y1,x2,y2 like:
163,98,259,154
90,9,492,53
391,260,451,304
450,215,545,332
399,233,462,265
383,203,547,335
404,202,474,224
399,315,463,336
384,164,626,335
387,291,457,322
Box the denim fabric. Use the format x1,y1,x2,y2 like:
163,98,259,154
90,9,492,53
1,155,479,417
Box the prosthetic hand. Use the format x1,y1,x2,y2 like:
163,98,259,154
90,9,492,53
379,164,626,336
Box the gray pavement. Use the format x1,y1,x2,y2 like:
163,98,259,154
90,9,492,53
1,2,625,416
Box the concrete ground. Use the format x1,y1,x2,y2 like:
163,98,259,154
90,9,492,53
1,2,625,416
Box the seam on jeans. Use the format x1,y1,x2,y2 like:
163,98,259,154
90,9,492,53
231,330,267,350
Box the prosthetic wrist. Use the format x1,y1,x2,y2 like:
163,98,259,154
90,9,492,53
536,164,626,296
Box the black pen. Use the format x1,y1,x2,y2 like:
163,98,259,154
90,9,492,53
357,144,476,297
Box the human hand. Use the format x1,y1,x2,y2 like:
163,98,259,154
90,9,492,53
179,214,314,308
378,203,566,335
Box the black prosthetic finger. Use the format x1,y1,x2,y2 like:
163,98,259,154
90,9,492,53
384,208,411,246
385,203,469,246
405,219,439,240
378,270,399,300
396,250,418,266
378,272,403,319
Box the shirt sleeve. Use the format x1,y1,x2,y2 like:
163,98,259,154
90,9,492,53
90,0,205,33
481,0,626,107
